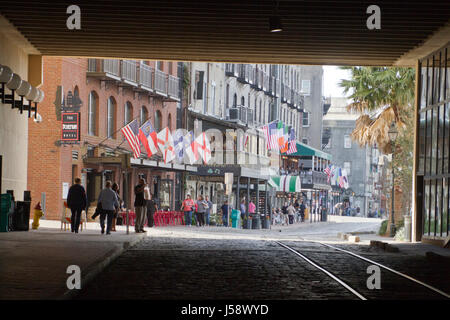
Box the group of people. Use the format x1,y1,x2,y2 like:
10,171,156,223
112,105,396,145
66,177,158,235
272,200,306,226
181,194,213,227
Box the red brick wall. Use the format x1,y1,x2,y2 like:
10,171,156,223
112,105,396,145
28,57,178,220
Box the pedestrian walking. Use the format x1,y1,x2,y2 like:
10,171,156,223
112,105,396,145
299,201,306,222
248,199,256,215
145,185,157,227
181,194,195,227
111,182,121,231
287,202,295,224
195,195,207,227
66,177,87,234
205,195,213,226
221,200,229,227
97,180,119,235
240,199,246,220
134,178,147,233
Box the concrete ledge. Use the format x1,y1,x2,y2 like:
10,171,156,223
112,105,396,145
59,233,146,300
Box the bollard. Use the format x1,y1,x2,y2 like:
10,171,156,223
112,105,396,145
404,215,411,242
126,209,129,235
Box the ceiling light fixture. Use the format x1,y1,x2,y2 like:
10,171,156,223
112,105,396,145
269,1,283,32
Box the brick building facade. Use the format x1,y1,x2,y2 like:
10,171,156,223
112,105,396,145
27,57,180,220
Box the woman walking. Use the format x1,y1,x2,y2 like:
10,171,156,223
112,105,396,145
97,180,119,235
196,195,207,227
205,195,213,226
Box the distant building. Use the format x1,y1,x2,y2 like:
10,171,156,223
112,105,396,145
322,97,379,216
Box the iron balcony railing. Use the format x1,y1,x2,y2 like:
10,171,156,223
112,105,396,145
168,75,180,100
138,63,153,91
87,58,121,78
248,65,255,85
237,64,248,83
263,73,269,92
275,78,281,97
121,60,137,84
269,76,275,96
154,69,168,95
225,63,238,77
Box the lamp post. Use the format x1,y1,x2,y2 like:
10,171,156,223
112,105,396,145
388,122,398,237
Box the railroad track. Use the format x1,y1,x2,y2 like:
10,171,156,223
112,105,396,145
276,241,450,300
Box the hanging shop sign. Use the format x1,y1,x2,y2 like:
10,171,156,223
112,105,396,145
61,112,80,143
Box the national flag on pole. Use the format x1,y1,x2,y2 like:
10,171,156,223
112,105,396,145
121,119,140,159
324,165,331,177
286,128,297,154
157,127,175,164
173,130,185,162
277,121,286,151
195,132,211,164
185,131,199,165
138,120,158,157
280,125,289,153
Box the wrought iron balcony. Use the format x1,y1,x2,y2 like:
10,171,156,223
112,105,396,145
225,63,238,77
269,76,275,96
138,63,153,92
167,75,180,101
263,73,269,92
154,69,168,96
237,64,249,83
121,60,138,86
275,78,281,98
86,58,121,81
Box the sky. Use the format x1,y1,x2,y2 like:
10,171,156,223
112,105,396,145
323,66,352,98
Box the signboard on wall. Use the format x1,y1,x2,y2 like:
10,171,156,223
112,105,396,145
61,112,80,143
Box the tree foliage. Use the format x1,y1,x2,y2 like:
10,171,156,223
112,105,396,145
339,66,415,216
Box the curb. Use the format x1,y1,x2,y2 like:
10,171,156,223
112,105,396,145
58,233,147,300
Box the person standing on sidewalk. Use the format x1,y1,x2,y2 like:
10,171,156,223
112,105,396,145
196,195,207,227
134,178,147,233
221,200,229,227
97,181,119,235
287,202,296,225
145,186,157,228
111,182,121,231
181,194,195,227
205,195,213,226
67,178,87,234
299,201,306,222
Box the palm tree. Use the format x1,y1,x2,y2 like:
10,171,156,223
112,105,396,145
339,66,415,218
339,67,415,153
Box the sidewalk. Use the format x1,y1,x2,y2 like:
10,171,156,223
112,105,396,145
0,219,146,300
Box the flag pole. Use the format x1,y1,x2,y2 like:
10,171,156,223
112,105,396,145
93,115,143,149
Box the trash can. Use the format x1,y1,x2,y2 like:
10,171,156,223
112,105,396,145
251,213,261,229
321,208,328,222
0,193,12,232
261,214,270,229
12,201,31,231
231,209,240,229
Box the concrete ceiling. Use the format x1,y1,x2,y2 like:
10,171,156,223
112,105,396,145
0,0,449,66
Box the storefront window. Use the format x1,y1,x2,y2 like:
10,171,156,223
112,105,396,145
160,179,173,209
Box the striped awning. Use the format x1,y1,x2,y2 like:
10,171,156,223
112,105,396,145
269,175,301,193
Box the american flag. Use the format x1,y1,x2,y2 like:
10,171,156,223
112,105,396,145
121,119,140,159
324,165,331,177
286,128,297,154
262,121,278,150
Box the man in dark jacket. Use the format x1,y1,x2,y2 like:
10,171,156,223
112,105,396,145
67,178,87,233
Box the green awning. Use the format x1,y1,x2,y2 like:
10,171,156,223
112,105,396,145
269,175,301,193
282,142,332,160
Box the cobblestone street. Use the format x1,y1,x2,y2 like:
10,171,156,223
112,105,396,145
75,219,450,300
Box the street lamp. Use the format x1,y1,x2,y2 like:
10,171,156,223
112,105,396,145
388,122,398,237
